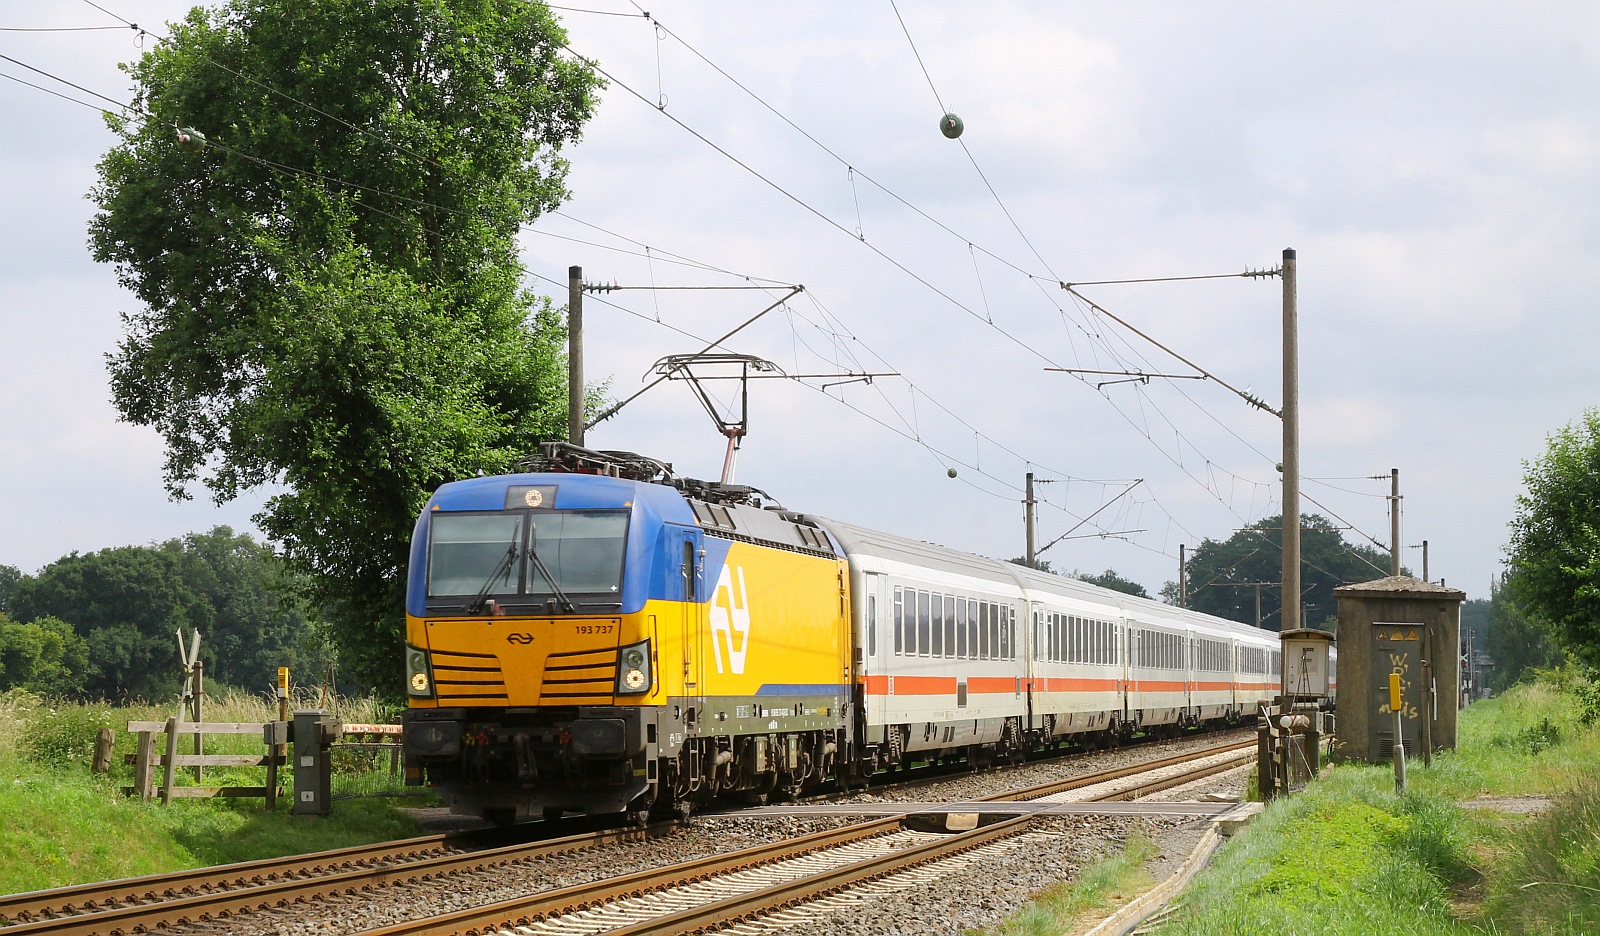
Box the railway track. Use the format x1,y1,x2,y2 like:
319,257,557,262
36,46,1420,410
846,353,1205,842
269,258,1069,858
0,825,660,936
354,740,1254,936
2,737,1252,936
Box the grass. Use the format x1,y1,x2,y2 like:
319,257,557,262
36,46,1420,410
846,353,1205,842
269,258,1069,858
0,688,426,898
972,832,1161,936
1152,681,1600,936
981,679,1600,936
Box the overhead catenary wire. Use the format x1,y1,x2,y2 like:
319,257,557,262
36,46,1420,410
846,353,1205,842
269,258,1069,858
49,2,1320,567
596,4,1289,519
76,0,1283,531
557,43,1278,529
531,268,1193,557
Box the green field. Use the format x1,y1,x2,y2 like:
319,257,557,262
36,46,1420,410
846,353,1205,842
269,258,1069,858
0,688,424,897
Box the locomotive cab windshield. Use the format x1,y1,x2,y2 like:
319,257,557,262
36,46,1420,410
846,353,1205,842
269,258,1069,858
425,508,629,614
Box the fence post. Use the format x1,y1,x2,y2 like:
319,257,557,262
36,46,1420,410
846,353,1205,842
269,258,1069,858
92,728,115,774
161,716,180,805
134,730,155,801
192,660,205,783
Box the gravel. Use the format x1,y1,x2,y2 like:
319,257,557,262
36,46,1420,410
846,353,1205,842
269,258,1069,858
157,731,1253,936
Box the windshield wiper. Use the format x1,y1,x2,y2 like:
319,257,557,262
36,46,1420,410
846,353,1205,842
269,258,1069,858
467,540,518,615
526,543,577,613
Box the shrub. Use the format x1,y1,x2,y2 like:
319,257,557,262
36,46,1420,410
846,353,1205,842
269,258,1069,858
23,702,119,767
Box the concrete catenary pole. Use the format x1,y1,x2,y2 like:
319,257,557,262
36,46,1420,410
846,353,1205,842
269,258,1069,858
1179,544,1187,607
1024,472,1037,568
1390,468,1402,577
1281,248,1300,633
568,265,585,446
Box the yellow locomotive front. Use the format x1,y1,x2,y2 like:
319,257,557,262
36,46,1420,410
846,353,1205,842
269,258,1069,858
401,471,680,824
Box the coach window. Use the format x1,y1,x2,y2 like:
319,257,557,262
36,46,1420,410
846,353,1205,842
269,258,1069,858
917,590,931,657
943,595,956,659
931,593,944,656
893,587,903,655
867,594,877,657
957,599,970,658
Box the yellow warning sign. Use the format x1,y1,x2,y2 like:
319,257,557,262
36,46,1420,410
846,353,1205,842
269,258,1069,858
1375,624,1421,642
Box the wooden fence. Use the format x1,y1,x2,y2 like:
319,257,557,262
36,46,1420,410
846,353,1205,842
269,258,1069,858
123,718,284,808
118,718,405,807
337,723,405,776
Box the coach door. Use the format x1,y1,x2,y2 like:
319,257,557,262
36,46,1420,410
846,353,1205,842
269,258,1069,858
674,527,705,719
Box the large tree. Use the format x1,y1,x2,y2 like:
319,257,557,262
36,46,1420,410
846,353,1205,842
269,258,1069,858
1506,409,1600,672
1162,513,1393,631
89,0,601,688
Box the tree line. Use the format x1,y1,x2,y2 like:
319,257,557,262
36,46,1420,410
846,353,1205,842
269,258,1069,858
0,528,331,701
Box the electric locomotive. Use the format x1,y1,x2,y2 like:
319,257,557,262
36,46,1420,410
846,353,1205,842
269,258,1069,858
401,445,854,825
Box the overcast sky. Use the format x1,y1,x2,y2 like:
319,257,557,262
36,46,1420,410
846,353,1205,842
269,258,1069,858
4,2,1598,603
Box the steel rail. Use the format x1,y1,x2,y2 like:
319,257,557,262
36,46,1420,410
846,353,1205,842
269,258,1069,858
0,831,472,924
353,817,906,936
0,825,661,936
607,815,1036,935
994,738,1256,803
1089,749,1256,802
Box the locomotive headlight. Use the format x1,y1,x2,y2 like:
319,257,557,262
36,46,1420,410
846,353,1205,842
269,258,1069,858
616,639,652,695
405,646,433,698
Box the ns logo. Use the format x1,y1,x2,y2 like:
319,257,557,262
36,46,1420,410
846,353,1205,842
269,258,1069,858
709,565,752,675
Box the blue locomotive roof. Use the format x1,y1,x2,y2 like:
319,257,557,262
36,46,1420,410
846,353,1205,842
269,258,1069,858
406,473,696,617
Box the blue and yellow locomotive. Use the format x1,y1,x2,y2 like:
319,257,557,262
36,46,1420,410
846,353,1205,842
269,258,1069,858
401,445,855,825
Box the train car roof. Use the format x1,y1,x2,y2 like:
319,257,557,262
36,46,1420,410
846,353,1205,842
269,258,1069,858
810,516,1023,589
814,514,1279,640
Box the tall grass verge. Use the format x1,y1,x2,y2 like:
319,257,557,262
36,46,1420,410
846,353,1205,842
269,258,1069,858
0,690,420,896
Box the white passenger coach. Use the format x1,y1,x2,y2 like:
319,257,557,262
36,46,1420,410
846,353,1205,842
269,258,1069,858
817,517,1283,757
